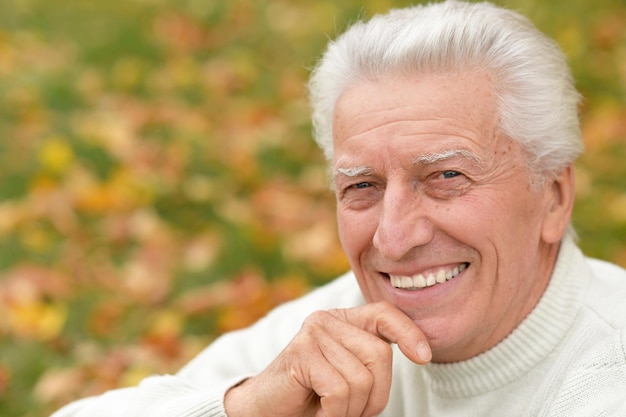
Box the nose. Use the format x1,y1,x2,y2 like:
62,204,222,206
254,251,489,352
372,185,434,261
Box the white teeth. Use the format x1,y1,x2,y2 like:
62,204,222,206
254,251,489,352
426,273,436,286
402,276,412,288
414,274,426,288
389,263,468,290
390,275,400,287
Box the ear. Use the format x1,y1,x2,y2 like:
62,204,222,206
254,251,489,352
541,165,575,244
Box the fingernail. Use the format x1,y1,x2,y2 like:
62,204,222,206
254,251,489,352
416,342,432,363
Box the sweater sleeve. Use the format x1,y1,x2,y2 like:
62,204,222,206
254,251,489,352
50,375,237,417
49,309,296,417
50,272,363,417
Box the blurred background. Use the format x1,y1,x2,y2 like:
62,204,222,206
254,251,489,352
0,0,624,415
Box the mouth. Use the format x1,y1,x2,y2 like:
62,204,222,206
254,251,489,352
386,262,469,290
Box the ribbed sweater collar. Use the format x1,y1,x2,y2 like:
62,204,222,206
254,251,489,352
423,237,589,397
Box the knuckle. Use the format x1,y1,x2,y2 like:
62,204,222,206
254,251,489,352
371,339,393,358
349,367,374,390
367,301,396,324
373,300,395,311
368,400,389,417
290,329,313,348
303,309,332,327
289,321,322,351
326,380,350,400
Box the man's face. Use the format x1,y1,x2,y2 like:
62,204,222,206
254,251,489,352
332,71,562,362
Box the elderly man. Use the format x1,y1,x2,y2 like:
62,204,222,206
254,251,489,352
53,1,626,416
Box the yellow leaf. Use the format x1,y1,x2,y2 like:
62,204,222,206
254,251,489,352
38,138,74,174
608,193,626,223
119,365,152,388
18,223,53,253
147,309,184,339
8,301,67,341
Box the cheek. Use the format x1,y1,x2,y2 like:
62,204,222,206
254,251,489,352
336,209,375,261
449,189,546,258
429,194,516,261
430,196,492,235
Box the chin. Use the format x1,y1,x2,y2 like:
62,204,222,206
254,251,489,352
413,317,476,363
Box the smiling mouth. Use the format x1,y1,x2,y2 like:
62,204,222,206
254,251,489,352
388,263,469,290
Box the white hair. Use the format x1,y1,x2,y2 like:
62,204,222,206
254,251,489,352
308,1,584,179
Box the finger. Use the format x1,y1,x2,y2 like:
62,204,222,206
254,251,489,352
258,329,352,417
308,325,376,417
303,311,394,417
329,301,432,364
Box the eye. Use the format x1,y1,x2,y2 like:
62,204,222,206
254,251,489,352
337,180,382,210
441,170,461,179
424,169,472,200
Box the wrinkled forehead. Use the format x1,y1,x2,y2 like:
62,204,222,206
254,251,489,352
331,72,507,166
332,71,499,144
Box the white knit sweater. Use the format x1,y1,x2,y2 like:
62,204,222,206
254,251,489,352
53,237,626,416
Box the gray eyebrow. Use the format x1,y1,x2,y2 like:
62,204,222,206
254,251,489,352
333,166,374,178
332,149,481,182
414,149,482,165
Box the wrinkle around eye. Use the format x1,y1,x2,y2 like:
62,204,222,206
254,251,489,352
424,172,472,199
338,182,383,209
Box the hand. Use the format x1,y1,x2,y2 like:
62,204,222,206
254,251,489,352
223,301,431,417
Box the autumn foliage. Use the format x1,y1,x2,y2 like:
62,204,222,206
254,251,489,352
0,0,625,416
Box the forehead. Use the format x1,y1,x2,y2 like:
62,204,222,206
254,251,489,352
332,71,501,167
334,70,495,124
